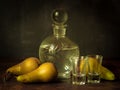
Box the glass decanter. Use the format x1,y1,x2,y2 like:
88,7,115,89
39,8,80,79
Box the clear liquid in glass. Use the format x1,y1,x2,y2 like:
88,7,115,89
87,73,100,83
72,73,86,85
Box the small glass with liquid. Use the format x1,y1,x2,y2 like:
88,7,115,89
86,55,103,84
71,56,87,85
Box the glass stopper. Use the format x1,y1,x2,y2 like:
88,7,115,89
51,9,68,25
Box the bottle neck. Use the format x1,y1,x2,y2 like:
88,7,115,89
53,24,66,38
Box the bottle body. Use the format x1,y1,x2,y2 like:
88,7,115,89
39,36,79,79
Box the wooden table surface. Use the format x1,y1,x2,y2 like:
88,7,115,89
0,59,120,90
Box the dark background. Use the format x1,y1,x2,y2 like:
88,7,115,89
0,0,120,62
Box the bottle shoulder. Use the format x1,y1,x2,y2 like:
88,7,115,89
40,35,79,49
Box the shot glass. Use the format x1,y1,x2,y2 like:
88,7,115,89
71,56,87,85
86,55,103,84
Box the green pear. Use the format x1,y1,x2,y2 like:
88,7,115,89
16,62,58,83
6,57,41,75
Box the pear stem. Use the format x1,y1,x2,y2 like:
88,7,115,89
3,72,14,82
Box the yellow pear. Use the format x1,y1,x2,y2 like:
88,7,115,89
87,57,98,73
100,66,115,80
6,57,41,75
80,57,98,73
16,62,58,83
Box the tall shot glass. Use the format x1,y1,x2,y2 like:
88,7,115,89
71,56,87,85
86,55,103,84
